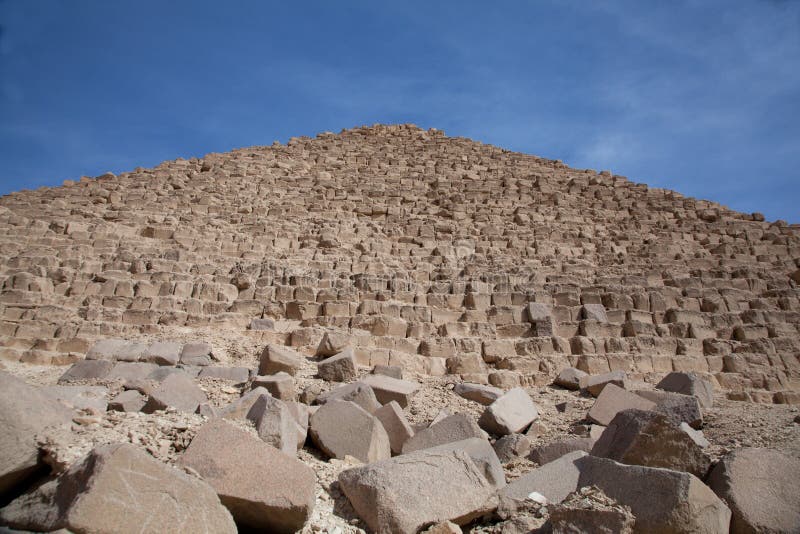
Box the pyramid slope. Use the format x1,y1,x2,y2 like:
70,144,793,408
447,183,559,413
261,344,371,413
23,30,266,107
0,123,798,400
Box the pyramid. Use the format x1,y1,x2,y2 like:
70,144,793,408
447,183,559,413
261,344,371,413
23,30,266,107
1,123,797,401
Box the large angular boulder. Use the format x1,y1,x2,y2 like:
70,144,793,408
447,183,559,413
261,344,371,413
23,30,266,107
220,386,272,419
57,359,114,383
587,384,656,426
493,433,532,463
577,455,731,534
1,443,236,533
656,371,714,410
309,400,391,462
108,389,146,412
0,371,72,498
549,486,635,534
454,383,504,405
359,374,420,407
529,437,595,466
423,438,506,489
142,340,182,366
252,371,296,400
478,387,539,436
141,371,207,414
591,409,711,478
374,400,414,455
259,343,305,376
42,385,108,413
500,451,588,506
316,331,350,358
179,419,315,533
553,367,588,390
338,449,498,534
85,339,137,361
316,382,381,413
246,393,299,455
317,347,357,382
403,413,485,453
580,371,627,397
179,341,213,366
107,361,160,383
707,447,800,534
635,389,704,429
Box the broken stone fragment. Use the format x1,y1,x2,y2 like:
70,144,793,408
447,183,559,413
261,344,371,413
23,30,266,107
108,389,146,412
141,371,207,414
246,393,299,455
317,347,357,382
656,371,715,410
635,389,704,429
179,419,315,533
454,382,505,405
553,367,588,390
252,371,296,400
579,370,627,397
1,443,236,533
373,364,403,379
259,343,305,376
359,374,420,407
316,382,381,413
338,449,498,534
57,359,114,383
315,331,351,357
373,400,414,454
220,386,273,419
587,383,656,426
492,433,532,463
402,412,486,453
548,486,635,534
591,408,711,478
0,371,73,499
500,450,588,506
421,438,506,489
529,437,595,465
142,340,182,366
707,447,800,534
309,400,391,462
179,341,213,366
478,387,539,436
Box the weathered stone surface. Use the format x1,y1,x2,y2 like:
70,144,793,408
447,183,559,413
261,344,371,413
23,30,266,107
142,340,182,366
577,455,731,534
179,341,213,366
108,389,146,412
107,361,159,382
317,347,357,382
0,371,72,498
529,437,595,465
338,449,498,534
220,386,273,419
423,438,506,489
259,343,305,376
285,400,310,447
1,443,236,533
707,447,800,534
553,367,588,390
580,370,627,397
403,413,486,453
500,450,588,505
374,400,414,455
198,366,250,383
478,387,539,436
252,371,295,400
309,400,391,462
316,382,381,413
315,331,350,358
591,409,711,478
141,371,207,413
246,393,298,455
587,383,657,426
493,433,532,463
453,383,504,405
635,389,704,429
179,419,315,533
42,385,108,412
57,359,113,383
86,339,139,361
549,486,635,534
359,374,419,408
656,372,715,410
373,364,403,379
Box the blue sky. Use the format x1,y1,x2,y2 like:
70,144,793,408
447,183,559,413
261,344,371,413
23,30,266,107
1,1,798,222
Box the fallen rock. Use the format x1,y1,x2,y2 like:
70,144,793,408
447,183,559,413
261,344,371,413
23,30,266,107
373,364,403,379
42,385,108,413
374,400,414,454
107,361,159,383
577,455,731,533
500,450,588,506
359,374,420,407
656,371,714,410
85,339,137,361
179,341,213,366
246,393,298,455
0,371,72,498
309,400,391,462
635,389,704,429
57,359,114,383
553,367,588,390
179,419,315,533
315,331,350,357
285,401,310,447
580,371,627,397
252,371,296,400
108,389,146,412
338,449,498,534
403,413,486,453
259,343,305,376
453,383,504,405
548,486,635,534
478,387,539,436
141,371,207,414
591,409,711,478
142,340,182,366
587,384,656,426
1,443,236,533
423,438,506,489
492,433,532,463
317,347,357,382
220,387,272,419
316,382,381,413
198,366,250,383
529,437,595,465
707,447,800,534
